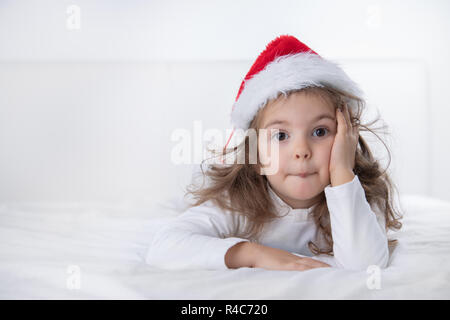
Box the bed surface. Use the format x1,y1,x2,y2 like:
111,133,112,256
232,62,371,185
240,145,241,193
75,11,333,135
1,194,450,299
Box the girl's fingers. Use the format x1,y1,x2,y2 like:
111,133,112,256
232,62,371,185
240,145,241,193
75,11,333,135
353,124,360,136
352,112,360,137
301,257,331,268
291,258,331,271
342,102,361,138
300,263,329,271
336,106,345,134
343,103,352,131
311,260,331,268
337,104,350,133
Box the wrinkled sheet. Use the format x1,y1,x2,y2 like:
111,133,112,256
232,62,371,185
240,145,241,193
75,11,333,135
1,194,450,299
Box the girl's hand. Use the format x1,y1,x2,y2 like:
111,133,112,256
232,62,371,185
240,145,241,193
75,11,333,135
225,242,331,271
329,102,360,187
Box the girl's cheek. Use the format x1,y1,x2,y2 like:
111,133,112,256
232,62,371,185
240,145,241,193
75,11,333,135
325,145,334,163
314,143,332,162
258,141,284,169
259,136,277,156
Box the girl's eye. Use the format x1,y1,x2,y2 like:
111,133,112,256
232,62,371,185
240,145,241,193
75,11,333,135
272,131,289,141
313,127,328,137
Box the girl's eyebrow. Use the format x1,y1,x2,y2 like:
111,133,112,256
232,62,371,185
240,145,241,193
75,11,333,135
263,114,336,128
263,119,289,129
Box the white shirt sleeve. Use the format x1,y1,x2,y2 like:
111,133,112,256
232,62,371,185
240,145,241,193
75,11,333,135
145,201,250,270
323,174,390,270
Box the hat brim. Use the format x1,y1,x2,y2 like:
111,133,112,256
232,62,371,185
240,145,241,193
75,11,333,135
230,52,364,130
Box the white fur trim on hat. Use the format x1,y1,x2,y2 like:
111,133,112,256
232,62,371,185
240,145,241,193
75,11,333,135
230,52,364,130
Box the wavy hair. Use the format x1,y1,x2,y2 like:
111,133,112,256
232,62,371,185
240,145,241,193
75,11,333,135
185,86,403,255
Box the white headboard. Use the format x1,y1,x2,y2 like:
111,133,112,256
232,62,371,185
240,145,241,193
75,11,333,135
0,60,429,209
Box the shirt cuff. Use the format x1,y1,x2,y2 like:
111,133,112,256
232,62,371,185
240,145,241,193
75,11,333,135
323,174,360,199
206,237,250,270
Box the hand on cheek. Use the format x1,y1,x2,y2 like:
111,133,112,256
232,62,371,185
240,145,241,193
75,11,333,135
329,103,360,187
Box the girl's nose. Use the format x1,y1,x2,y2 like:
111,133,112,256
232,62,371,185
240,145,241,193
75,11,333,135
295,151,310,159
294,143,311,160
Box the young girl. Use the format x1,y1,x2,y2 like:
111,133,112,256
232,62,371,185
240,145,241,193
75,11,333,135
146,35,403,271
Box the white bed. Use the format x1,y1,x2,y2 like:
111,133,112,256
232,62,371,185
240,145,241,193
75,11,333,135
2,0,450,302
1,193,449,300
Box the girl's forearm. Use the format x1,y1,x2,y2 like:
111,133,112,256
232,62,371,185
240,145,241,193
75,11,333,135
225,241,257,269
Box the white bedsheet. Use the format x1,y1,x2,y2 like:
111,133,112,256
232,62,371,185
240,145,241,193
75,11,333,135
1,194,449,299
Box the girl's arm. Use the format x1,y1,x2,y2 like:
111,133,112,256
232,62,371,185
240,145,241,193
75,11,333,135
145,201,252,270
146,200,330,271
225,241,331,271
324,174,390,270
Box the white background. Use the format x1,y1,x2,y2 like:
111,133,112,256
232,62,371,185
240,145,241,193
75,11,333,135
0,0,449,209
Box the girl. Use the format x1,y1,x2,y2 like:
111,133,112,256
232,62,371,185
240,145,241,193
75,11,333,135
146,35,403,271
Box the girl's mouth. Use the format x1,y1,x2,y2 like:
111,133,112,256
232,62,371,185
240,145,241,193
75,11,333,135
298,172,316,178
291,172,316,178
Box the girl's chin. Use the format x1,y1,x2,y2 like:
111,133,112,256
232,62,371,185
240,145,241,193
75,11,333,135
288,191,319,201
285,181,322,198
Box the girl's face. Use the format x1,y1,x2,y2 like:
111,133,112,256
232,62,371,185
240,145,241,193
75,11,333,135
258,92,337,209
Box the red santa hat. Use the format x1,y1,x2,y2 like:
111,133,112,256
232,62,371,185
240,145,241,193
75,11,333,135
224,34,363,151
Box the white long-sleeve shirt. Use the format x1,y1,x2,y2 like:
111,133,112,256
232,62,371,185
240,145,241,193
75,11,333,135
145,175,389,271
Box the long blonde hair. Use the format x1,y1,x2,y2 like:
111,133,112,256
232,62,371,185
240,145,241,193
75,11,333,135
185,86,403,255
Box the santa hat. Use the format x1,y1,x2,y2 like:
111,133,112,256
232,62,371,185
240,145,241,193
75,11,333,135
224,34,363,151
